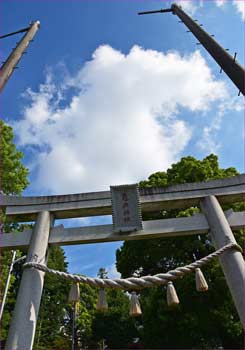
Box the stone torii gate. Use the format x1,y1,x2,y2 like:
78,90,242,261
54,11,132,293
1,174,244,350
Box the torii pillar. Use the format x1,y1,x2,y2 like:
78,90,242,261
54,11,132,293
5,211,52,350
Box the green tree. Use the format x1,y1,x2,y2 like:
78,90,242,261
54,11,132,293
116,154,243,349
74,283,97,348
0,120,29,343
0,120,71,349
0,120,29,196
91,274,139,348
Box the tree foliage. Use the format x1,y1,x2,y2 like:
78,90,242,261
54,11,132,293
116,154,244,349
68,268,139,349
91,289,138,348
33,247,70,349
0,120,30,344
0,120,71,349
0,120,29,195
75,283,97,347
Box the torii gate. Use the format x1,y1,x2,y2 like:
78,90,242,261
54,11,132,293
1,5,244,350
1,174,244,350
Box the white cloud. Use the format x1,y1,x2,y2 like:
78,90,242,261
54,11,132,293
197,96,243,153
216,0,245,19
197,115,223,154
176,0,244,20
176,0,199,14
15,45,227,194
106,263,121,279
233,0,245,19
215,0,226,7
214,0,245,19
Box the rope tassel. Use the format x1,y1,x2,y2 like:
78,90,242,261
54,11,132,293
68,282,80,303
96,289,108,312
195,268,208,292
167,282,179,307
130,292,142,316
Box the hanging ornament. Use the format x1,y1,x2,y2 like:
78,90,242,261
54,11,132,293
96,289,108,312
195,268,208,292
167,281,179,307
68,282,80,303
130,292,142,316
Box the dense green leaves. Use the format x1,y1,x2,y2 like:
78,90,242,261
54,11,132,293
74,283,97,347
0,120,29,195
33,247,70,349
0,121,71,349
91,288,138,348
68,269,139,348
166,154,237,184
139,154,238,188
0,120,30,344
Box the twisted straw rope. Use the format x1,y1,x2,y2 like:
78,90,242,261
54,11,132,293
23,243,242,290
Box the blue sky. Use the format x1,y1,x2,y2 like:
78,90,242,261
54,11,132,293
1,0,244,277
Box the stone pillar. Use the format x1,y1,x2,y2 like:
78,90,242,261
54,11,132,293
5,211,51,350
200,195,244,327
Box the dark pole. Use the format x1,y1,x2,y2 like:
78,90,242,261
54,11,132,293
138,4,244,95
71,305,75,350
0,21,40,93
138,8,172,15
0,251,16,321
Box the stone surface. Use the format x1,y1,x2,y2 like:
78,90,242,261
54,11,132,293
1,174,244,221
1,210,244,249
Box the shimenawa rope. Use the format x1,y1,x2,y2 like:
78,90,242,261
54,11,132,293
23,242,242,291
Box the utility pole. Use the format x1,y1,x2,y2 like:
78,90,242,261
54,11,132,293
0,21,40,93
0,251,16,321
0,252,26,321
139,3,244,95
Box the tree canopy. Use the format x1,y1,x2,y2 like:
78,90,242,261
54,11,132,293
0,119,29,195
91,269,139,348
0,120,30,343
0,120,71,349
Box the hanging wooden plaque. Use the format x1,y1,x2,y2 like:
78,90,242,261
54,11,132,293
110,184,142,233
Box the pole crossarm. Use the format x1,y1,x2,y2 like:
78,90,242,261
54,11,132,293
1,210,244,250
0,26,30,39
138,8,172,15
23,243,242,290
1,174,244,222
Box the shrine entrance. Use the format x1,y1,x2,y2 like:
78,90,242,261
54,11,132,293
1,174,244,350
